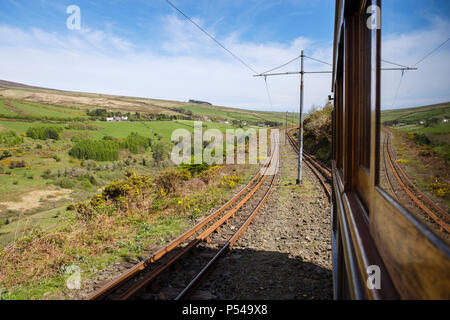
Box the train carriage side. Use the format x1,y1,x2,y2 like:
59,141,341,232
331,0,450,299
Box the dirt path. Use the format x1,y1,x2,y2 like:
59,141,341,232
192,137,332,300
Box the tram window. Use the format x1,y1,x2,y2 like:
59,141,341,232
378,2,450,241
336,41,344,170
358,8,372,170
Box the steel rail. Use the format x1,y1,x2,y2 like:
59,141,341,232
287,127,332,178
116,160,275,300
88,140,278,300
175,143,279,300
286,130,331,197
381,131,399,201
383,129,449,233
87,149,273,300
384,130,449,220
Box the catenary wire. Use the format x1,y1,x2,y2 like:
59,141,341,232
260,54,302,75
165,0,258,75
413,38,450,67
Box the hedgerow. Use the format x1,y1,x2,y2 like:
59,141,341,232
26,126,63,140
121,132,151,154
69,139,120,161
0,130,23,147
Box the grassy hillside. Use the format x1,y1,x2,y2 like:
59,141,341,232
0,80,286,256
0,81,277,299
381,102,450,124
0,80,295,125
382,102,450,162
381,102,450,211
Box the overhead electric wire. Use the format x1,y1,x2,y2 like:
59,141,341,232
413,37,450,67
263,76,274,109
259,54,302,75
391,70,405,108
303,55,332,66
165,0,258,74
382,59,410,69
388,37,449,108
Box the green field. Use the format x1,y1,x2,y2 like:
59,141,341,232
382,102,450,162
0,82,293,125
0,83,270,299
381,102,450,123
0,82,278,254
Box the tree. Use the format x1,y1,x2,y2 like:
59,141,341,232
152,142,166,167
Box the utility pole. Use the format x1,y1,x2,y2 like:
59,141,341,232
297,50,304,184
253,50,415,186
285,111,288,145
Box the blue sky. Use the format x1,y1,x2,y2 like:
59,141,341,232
0,0,449,111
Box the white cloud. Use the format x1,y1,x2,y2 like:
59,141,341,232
381,18,450,109
0,15,448,112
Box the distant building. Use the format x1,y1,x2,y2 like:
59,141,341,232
188,99,212,106
106,116,128,122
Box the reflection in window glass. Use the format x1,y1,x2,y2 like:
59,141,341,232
379,2,450,240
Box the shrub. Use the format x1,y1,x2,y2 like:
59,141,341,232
414,133,431,145
66,122,100,131
121,132,151,154
0,131,23,147
429,181,450,200
9,160,26,169
71,132,93,142
85,171,152,211
0,150,12,160
152,141,167,166
42,169,52,179
69,139,120,161
26,126,63,140
57,177,75,189
180,163,210,176
221,175,241,188
153,169,185,195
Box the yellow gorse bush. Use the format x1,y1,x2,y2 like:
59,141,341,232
221,175,241,188
429,181,450,200
87,170,153,210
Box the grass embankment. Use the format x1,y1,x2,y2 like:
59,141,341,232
382,102,450,210
0,119,244,249
0,163,257,299
291,103,332,165
387,127,450,210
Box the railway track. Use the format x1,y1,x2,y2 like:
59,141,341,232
382,129,450,233
87,140,279,300
286,128,331,198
